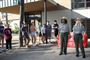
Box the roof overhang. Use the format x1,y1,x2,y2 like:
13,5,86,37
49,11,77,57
0,0,66,14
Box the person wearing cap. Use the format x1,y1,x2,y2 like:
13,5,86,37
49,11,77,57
73,18,86,58
59,17,70,55
22,24,31,47
53,20,59,37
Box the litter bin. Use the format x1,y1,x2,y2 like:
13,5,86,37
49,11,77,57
67,32,75,48
57,32,88,48
83,33,88,48
57,33,61,48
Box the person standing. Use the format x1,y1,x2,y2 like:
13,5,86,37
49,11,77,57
73,18,86,58
59,17,70,55
38,23,43,44
41,24,45,43
44,21,52,44
53,20,59,38
0,22,4,48
4,25,12,50
22,24,31,47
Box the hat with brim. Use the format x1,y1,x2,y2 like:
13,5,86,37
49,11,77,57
75,18,81,21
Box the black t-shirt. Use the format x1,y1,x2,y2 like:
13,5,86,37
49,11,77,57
53,24,59,30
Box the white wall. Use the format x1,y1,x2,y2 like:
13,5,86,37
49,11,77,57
71,9,90,19
42,8,90,30
53,0,71,9
42,10,72,30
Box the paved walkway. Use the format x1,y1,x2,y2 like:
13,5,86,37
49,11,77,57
0,44,90,60
0,34,90,60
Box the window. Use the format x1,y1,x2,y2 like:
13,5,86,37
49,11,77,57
74,0,84,2
28,0,39,2
8,0,11,6
72,0,90,9
86,0,90,7
13,0,18,5
3,0,6,7
0,1,2,8
73,2,84,8
86,1,90,7
86,0,90,1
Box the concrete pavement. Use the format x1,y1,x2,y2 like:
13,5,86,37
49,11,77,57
0,34,90,60
0,44,90,60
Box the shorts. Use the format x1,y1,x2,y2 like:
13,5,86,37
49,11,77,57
39,32,42,36
31,32,36,37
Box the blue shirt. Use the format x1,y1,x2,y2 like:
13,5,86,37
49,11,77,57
73,25,85,34
59,24,69,33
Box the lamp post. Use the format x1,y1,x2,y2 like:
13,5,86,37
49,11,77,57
19,0,24,47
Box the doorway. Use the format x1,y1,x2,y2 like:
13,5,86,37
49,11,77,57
25,14,42,33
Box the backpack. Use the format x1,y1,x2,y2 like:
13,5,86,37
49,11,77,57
4,29,11,35
4,28,12,40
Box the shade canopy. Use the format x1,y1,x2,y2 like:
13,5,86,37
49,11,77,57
0,0,66,14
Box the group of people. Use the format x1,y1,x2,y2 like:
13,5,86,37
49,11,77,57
58,17,86,58
0,17,86,58
22,17,86,58
21,21,52,47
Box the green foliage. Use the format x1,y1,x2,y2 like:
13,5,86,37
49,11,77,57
12,23,19,34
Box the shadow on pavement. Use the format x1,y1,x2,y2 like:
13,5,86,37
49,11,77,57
26,44,55,52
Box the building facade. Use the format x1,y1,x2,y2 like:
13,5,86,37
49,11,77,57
43,0,90,37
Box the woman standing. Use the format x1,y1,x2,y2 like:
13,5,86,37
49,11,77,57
59,17,70,55
38,23,43,44
22,24,31,47
4,25,12,50
41,24,45,43
73,18,86,58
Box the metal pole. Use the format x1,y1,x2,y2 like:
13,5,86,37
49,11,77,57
44,0,47,22
6,13,9,27
44,0,48,44
19,0,24,47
